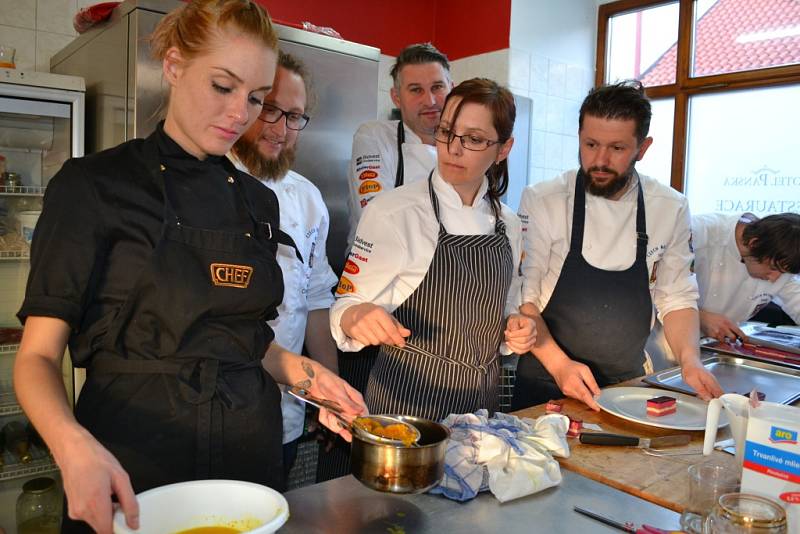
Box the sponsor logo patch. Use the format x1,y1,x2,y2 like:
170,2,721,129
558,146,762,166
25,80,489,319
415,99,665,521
359,170,378,180
359,180,381,195
336,276,355,295
210,263,253,288
770,426,798,444
360,198,369,208
343,260,360,275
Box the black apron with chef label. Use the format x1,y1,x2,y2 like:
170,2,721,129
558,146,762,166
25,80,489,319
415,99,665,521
511,170,652,410
366,173,513,421
63,135,287,532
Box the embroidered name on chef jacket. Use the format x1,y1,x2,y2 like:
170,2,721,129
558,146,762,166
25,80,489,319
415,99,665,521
210,263,254,288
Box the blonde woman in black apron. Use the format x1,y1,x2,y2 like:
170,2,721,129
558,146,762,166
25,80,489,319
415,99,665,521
13,2,365,533
331,78,536,421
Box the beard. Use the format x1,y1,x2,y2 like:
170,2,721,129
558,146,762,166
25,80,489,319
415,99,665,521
232,136,296,181
580,156,637,199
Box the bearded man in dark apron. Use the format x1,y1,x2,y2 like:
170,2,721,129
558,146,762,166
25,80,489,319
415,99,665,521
511,81,723,411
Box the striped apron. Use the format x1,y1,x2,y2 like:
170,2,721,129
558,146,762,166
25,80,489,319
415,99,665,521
365,175,514,421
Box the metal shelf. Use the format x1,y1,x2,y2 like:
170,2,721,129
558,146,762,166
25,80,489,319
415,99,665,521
0,446,57,482
0,185,45,196
0,343,19,354
0,250,29,261
0,392,20,416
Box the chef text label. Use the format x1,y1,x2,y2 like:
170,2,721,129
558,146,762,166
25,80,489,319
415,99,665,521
210,263,253,289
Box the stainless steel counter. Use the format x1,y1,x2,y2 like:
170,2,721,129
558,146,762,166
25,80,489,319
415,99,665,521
281,469,681,533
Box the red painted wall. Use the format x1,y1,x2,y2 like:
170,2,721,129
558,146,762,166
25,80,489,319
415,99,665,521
433,0,511,60
258,0,510,60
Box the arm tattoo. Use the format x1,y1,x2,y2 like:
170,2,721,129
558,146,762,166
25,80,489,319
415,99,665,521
294,379,312,390
302,361,315,378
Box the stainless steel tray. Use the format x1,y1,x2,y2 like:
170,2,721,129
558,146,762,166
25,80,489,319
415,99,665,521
643,353,800,405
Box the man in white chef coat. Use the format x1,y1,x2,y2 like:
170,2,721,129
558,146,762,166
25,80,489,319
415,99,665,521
691,212,800,341
346,42,453,246
511,80,723,412
231,51,339,474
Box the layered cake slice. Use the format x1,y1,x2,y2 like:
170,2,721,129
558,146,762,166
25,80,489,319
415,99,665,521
646,395,677,417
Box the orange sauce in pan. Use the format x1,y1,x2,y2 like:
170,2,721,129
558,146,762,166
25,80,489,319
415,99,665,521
355,417,418,446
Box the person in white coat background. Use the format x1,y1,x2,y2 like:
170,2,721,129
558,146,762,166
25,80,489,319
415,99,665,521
231,51,339,476
346,42,453,246
690,211,800,341
332,78,536,420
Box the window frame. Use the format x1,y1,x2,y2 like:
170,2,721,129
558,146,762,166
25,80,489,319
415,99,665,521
597,0,800,192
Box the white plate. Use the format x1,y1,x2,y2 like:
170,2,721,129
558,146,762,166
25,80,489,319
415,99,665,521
596,387,729,431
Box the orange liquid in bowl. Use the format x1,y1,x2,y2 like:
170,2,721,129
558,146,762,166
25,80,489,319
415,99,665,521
174,528,241,534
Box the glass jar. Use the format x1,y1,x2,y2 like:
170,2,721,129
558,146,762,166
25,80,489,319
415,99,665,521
704,493,787,534
16,477,62,534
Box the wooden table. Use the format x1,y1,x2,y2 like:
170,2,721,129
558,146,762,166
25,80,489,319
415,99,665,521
512,379,736,513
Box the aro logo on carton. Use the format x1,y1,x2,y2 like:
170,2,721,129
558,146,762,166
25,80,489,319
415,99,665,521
770,426,798,445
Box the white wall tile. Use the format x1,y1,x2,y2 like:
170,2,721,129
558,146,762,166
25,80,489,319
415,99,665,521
378,54,395,92
545,95,565,134
529,166,546,185
0,0,36,29
562,135,578,171
35,30,73,72
36,0,77,36
531,129,546,166
0,25,36,69
76,0,96,9
562,99,580,136
547,60,566,96
508,48,530,92
484,49,508,85
530,54,548,94
544,131,562,170
531,92,546,131
565,64,588,100
449,56,470,84
376,89,394,121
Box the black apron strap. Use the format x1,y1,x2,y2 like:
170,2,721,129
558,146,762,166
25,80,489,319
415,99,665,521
395,120,405,188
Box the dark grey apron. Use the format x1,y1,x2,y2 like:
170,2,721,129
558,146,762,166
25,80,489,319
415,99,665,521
511,170,652,410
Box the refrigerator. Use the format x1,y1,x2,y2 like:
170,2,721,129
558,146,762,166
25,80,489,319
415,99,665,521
0,68,85,533
50,0,380,275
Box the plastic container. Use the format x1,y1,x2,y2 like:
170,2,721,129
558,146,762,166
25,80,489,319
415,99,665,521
17,210,40,244
0,45,15,69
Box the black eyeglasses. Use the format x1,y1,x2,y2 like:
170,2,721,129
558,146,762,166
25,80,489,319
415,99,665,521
258,103,310,131
433,126,500,151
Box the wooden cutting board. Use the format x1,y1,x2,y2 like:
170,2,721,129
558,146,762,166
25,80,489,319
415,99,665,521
512,387,736,513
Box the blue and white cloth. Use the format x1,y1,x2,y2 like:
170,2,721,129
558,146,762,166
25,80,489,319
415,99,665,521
429,410,570,502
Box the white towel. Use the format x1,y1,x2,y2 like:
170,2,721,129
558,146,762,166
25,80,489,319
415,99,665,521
430,410,570,502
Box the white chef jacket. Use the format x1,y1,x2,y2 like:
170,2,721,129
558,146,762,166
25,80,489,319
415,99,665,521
232,158,338,444
519,169,699,323
347,119,437,246
331,169,523,353
692,212,800,324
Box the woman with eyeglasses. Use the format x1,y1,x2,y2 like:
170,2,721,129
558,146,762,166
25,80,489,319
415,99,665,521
330,78,536,421
13,2,364,533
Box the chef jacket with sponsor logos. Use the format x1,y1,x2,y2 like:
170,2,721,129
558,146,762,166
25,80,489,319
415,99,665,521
519,169,699,323
691,212,800,324
331,169,523,352
347,120,437,245
232,158,338,444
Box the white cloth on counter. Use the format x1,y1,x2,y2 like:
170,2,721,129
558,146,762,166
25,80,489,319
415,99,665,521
429,410,570,503
518,169,699,323
331,169,523,353
691,212,800,324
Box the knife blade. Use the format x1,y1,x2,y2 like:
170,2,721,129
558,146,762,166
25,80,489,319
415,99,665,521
579,432,691,448
573,506,683,534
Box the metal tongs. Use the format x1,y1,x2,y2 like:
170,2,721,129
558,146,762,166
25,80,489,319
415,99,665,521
287,386,421,446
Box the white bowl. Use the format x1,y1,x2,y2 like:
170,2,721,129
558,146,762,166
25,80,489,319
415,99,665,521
113,479,289,533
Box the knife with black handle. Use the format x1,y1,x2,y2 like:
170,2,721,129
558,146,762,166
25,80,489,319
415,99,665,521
579,432,691,448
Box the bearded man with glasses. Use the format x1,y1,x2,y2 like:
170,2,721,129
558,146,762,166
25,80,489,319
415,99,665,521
230,51,339,478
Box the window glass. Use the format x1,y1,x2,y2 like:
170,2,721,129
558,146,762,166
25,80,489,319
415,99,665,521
684,84,800,216
692,0,800,78
635,98,675,187
607,2,679,86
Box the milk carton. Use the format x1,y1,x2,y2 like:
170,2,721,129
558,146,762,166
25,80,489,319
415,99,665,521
741,401,800,532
